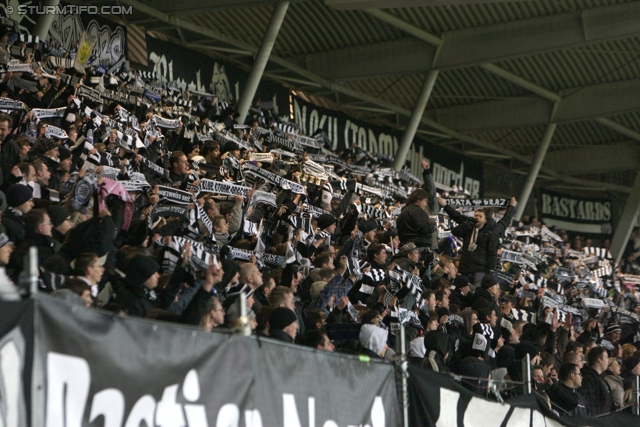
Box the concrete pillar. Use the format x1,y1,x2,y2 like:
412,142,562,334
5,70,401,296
610,171,640,263
237,1,289,124
515,123,557,221
33,0,60,40
392,69,439,171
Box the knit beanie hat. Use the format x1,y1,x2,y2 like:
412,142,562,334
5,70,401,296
624,356,640,372
6,184,33,207
268,307,298,331
47,205,70,227
381,228,398,243
454,275,470,289
317,213,336,230
515,341,540,360
124,255,160,286
37,138,57,154
605,324,621,335
481,274,498,289
58,146,72,161
358,219,378,234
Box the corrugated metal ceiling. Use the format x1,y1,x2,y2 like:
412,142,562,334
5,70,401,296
125,0,640,182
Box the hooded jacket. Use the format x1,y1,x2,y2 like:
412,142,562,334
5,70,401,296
114,266,187,317
9,230,57,279
470,287,501,321
359,324,388,358
2,208,26,248
422,330,451,373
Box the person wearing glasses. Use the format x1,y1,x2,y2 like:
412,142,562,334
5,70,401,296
199,298,226,332
71,252,105,300
548,363,588,417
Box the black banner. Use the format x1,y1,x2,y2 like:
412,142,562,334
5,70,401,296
292,96,484,197
17,5,127,66
407,364,638,427
539,189,613,236
4,296,640,427
26,295,400,427
0,300,34,427
146,36,290,114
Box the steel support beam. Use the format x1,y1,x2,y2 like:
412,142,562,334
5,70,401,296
237,1,289,124
366,10,443,46
516,123,557,220
148,0,307,15
327,0,540,8
307,3,640,80
478,64,561,103
611,171,640,263
33,0,60,39
187,44,253,56
393,70,439,171
365,9,640,145
120,0,632,194
306,38,437,81
431,78,640,131
595,118,640,142
543,143,640,175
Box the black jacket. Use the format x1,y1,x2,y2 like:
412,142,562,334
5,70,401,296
470,287,500,318
549,381,588,417
113,267,187,317
579,365,613,416
0,138,21,191
450,288,469,310
621,368,637,392
2,209,26,248
269,329,295,344
180,286,215,326
396,204,436,248
10,231,57,279
445,205,497,274
421,167,438,249
422,331,451,373
487,205,517,239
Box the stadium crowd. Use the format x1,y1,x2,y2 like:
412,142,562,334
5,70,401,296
1,23,640,419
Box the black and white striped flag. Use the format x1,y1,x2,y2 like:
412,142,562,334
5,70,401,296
139,71,158,80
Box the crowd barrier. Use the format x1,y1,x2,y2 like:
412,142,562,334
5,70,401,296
1,294,638,427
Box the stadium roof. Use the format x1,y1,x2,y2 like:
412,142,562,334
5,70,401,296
96,0,640,193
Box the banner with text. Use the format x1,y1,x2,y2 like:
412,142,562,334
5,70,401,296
293,96,484,197
16,6,126,66
0,300,34,427
539,189,613,236
146,36,290,114
408,364,637,427
28,294,400,427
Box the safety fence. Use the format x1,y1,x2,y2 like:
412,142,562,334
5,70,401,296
2,293,640,427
